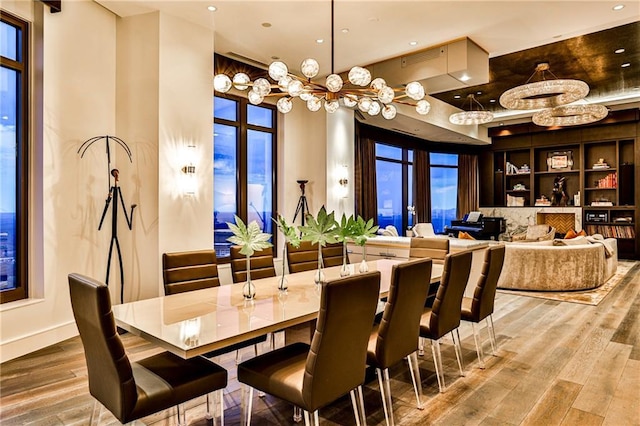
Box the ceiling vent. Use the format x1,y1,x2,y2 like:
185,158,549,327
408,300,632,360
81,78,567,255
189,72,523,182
371,38,489,94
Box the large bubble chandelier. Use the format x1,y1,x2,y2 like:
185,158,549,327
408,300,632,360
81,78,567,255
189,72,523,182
499,62,589,110
213,0,430,120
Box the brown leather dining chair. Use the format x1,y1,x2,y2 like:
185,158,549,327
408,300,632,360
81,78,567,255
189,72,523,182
322,242,345,268
461,245,506,368
287,240,318,273
162,249,219,295
162,249,266,362
68,273,227,426
419,250,472,393
409,237,450,306
237,271,382,426
230,246,276,283
367,258,433,426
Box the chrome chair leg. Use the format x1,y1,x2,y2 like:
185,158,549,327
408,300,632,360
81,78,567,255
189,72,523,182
471,322,486,369
488,314,497,356
430,339,446,393
357,385,367,426
208,389,225,426
452,329,465,377
293,406,303,423
376,368,394,426
350,389,362,426
90,400,103,426
407,352,424,410
241,385,253,426
176,403,187,426
418,336,425,356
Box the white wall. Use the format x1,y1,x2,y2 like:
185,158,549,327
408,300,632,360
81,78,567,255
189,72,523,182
0,1,331,362
0,0,117,362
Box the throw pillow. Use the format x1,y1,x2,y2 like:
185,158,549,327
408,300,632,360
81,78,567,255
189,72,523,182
577,229,587,237
564,229,578,239
526,224,550,240
458,231,475,240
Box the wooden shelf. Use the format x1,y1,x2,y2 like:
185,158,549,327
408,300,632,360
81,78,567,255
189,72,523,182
534,170,580,175
585,168,616,172
584,187,616,191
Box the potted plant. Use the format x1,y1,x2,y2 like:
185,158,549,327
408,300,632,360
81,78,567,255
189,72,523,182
272,214,300,292
227,215,273,299
299,207,337,284
335,214,356,276
351,215,379,272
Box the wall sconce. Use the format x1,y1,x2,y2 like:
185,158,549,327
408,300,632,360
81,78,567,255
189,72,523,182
338,164,349,198
182,144,197,195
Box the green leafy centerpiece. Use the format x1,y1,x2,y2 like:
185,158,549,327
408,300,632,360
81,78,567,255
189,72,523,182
273,215,300,292
351,215,379,272
299,207,337,285
227,215,273,299
335,214,356,277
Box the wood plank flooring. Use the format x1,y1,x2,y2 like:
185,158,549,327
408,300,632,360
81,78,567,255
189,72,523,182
1,263,638,425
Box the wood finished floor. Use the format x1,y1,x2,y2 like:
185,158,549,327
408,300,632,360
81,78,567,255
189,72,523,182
1,263,639,426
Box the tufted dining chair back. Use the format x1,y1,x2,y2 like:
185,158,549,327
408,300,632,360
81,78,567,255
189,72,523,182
162,249,219,295
230,246,276,283
409,237,449,263
287,240,318,273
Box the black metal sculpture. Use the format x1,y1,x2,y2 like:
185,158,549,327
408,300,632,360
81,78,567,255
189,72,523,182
78,135,136,303
551,175,569,206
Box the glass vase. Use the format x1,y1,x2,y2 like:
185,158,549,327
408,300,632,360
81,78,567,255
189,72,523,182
359,245,369,273
314,244,325,285
340,241,351,277
278,245,288,292
243,255,256,299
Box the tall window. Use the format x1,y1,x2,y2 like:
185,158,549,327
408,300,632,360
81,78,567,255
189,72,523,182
375,143,413,233
213,94,276,258
1,13,28,303
430,153,458,233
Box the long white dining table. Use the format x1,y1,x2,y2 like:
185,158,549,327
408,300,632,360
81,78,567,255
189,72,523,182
112,259,443,359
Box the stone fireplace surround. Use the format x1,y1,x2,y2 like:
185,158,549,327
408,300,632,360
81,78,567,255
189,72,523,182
480,207,582,238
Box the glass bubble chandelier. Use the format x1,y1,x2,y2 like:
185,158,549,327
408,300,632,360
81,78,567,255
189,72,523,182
499,62,589,110
213,0,430,120
449,93,493,125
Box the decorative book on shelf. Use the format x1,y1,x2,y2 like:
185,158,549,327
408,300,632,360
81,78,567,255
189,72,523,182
591,201,614,206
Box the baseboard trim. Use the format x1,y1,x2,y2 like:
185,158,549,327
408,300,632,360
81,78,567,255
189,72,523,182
1,321,78,363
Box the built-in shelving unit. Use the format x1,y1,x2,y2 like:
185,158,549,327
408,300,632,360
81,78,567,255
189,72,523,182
480,111,639,259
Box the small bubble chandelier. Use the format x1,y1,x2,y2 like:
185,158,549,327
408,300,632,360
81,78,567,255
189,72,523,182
449,94,493,125
499,62,589,110
213,0,430,120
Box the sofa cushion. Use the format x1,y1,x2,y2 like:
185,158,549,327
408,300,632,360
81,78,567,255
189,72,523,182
526,224,551,240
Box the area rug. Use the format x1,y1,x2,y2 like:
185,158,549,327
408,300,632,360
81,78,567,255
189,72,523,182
497,260,638,305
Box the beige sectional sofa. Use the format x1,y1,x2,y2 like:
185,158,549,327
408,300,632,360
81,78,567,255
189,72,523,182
497,238,618,291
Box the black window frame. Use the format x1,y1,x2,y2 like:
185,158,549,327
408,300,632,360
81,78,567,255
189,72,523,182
375,142,414,232
213,93,277,260
1,11,29,303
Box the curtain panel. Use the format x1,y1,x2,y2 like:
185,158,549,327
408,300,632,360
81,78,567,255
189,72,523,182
354,131,377,221
413,150,430,223
457,154,479,217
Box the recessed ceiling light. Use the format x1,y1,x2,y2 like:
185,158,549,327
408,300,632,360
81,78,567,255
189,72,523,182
409,41,418,46
476,91,482,95
612,4,624,10
499,122,504,126
271,56,280,60
316,39,324,44
621,62,631,67
553,34,562,39
489,99,496,103
261,22,271,28
615,48,625,54
341,28,349,33
207,5,216,11
454,95,461,99
460,75,471,82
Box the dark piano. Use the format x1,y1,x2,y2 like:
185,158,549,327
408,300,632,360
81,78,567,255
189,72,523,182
445,213,506,241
